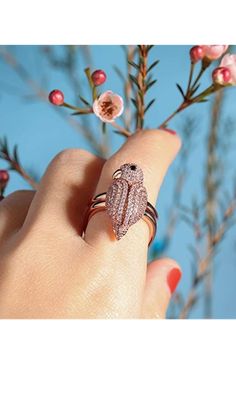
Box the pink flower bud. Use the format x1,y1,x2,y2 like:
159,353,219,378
48,89,64,106
201,45,228,61
190,46,205,63
212,67,231,85
0,169,9,188
91,70,107,86
219,54,236,85
93,91,124,123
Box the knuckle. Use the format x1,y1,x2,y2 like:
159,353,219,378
52,148,94,167
0,190,34,208
101,158,114,175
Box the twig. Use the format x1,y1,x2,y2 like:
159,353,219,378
111,121,132,137
164,117,196,244
0,47,104,156
180,194,236,318
129,45,157,130
0,137,38,189
204,89,224,318
136,45,148,129
158,57,224,129
124,46,135,131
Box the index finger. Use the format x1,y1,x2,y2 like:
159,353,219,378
84,129,181,247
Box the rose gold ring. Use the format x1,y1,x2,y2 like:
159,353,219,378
83,163,158,246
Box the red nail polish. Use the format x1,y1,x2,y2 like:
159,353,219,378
167,268,181,294
161,128,177,135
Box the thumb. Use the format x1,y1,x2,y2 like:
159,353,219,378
142,258,182,319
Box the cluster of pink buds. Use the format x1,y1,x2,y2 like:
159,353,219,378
190,45,228,64
48,68,124,124
189,45,236,87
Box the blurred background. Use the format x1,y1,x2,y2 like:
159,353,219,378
0,45,236,318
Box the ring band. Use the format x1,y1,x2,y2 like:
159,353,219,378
83,163,158,246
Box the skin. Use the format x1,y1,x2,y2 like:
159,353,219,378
0,129,181,318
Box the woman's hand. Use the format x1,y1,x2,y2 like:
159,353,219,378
0,129,181,318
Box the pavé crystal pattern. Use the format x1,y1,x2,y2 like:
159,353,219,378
106,163,148,240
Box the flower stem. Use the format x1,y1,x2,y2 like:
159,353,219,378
136,45,148,129
190,60,211,93
186,62,195,97
111,121,132,137
63,102,93,114
85,67,97,101
159,84,222,129
159,102,186,128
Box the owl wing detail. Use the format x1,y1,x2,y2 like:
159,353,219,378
106,179,147,240
106,178,129,239
123,184,148,227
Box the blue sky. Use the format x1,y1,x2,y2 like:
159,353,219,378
1,45,236,318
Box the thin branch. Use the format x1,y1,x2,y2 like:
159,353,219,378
180,194,236,318
0,137,38,189
111,121,132,137
0,47,104,156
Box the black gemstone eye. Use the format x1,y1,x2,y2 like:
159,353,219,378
130,165,136,171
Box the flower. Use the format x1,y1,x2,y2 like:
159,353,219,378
91,69,107,86
212,67,231,86
48,89,64,106
0,169,9,188
218,54,236,85
201,45,228,60
190,46,205,63
93,91,124,123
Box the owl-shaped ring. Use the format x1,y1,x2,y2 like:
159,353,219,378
83,163,158,245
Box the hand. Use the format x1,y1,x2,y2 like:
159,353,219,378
0,129,181,318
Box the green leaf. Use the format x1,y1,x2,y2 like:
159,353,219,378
147,60,159,74
131,98,138,109
176,83,185,99
71,111,90,116
79,95,91,107
146,79,157,91
180,214,194,227
188,244,200,261
128,60,140,71
147,45,154,52
129,74,140,89
144,98,155,114
102,122,106,134
13,145,19,164
121,45,127,54
113,65,125,82
191,83,200,96
84,67,93,88
113,130,127,137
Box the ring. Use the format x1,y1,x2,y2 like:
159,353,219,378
83,163,158,246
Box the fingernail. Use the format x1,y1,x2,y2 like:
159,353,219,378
167,268,182,294
160,128,177,135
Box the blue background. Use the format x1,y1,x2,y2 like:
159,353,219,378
0,46,236,318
